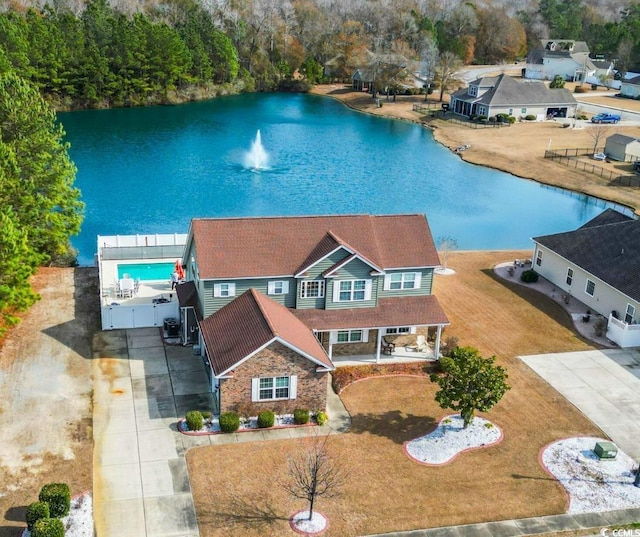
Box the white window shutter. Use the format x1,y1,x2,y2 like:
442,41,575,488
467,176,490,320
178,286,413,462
332,282,340,302
282,281,289,293
228,283,236,296
251,378,259,402
289,375,297,399
383,275,391,290
213,284,221,297
267,281,275,294
364,279,372,300
362,329,369,343
329,331,337,344
413,272,422,289
410,327,417,334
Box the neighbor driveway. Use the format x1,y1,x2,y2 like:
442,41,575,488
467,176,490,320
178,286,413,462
521,349,640,461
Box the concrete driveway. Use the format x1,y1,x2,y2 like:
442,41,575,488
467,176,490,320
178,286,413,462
92,327,214,537
521,349,640,462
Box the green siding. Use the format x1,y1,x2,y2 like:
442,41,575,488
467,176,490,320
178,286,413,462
378,269,433,298
295,249,349,310
202,278,296,317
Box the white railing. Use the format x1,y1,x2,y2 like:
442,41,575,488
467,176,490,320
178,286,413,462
98,233,187,249
606,314,640,348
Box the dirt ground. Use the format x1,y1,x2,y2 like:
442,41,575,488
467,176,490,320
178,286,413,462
310,85,640,214
0,268,98,537
187,250,604,537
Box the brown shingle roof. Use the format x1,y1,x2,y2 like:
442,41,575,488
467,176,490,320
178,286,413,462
190,214,440,280
292,295,449,330
199,289,333,376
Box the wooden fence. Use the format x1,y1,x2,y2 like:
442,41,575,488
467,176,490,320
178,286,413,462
544,148,640,186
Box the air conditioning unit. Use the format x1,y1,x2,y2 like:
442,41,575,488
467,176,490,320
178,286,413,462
594,441,618,460
193,344,201,356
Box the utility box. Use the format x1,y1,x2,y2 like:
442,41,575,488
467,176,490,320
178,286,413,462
594,441,618,460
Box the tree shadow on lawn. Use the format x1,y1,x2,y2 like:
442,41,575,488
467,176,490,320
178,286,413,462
197,491,289,532
348,409,437,444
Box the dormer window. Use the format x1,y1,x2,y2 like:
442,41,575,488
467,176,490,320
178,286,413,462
469,85,477,97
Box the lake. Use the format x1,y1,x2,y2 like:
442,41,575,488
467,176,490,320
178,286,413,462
59,93,623,266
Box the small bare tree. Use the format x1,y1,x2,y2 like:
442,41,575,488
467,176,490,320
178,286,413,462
588,124,611,154
282,434,347,522
437,236,458,271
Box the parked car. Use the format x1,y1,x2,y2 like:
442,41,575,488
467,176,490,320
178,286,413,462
634,161,640,173
591,113,621,124
592,152,607,161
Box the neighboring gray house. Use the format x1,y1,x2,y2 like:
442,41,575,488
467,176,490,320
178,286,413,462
604,134,640,162
449,74,577,119
525,39,595,81
532,209,640,348
620,75,640,98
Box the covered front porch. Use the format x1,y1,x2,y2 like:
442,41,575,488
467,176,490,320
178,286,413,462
332,341,436,367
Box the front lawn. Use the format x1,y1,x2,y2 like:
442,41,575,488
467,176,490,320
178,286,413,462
186,251,604,536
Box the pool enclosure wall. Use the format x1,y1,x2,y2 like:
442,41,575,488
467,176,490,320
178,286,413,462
98,234,186,331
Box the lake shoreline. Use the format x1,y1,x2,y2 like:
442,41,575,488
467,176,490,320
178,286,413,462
310,84,640,217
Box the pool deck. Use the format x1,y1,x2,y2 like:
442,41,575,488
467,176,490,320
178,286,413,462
100,258,178,306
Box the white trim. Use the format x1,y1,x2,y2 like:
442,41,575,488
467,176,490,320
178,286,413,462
384,272,421,290
289,375,297,399
294,246,352,278
300,280,325,299
335,329,368,343
323,253,384,277
267,280,289,295
625,304,635,324
334,279,371,302
585,278,596,296
251,378,260,402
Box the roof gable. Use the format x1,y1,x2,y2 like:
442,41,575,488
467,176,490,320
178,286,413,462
199,289,333,376
533,210,640,301
190,214,440,280
606,133,638,146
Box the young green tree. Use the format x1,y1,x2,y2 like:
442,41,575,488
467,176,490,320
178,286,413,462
549,75,565,89
430,346,510,428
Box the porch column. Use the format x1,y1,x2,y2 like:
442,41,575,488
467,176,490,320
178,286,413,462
375,329,382,364
434,325,443,360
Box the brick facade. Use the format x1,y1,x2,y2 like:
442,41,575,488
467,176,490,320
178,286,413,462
219,341,329,415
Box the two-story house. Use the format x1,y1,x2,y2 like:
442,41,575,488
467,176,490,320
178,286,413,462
525,39,595,82
449,74,576,120
176,214,449,414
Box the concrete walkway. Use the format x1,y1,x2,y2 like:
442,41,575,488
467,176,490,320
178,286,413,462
521,348,640,462
92,327,351,536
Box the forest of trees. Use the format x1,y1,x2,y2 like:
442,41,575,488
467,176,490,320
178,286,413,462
2,0,640,336
1,0,640,109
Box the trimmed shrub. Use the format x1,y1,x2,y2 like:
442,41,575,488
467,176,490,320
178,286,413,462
525,114,536,121
39,483,70,518
293,408,310,425
219,412,240,433
26,502,50,531
257,410,275,428
315,411,328,426
32,517,65,537
185,410,203,431
574,85,588,93
201,410,213,421
520,269,539,283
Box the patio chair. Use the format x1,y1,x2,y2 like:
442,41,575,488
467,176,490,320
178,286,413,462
382,336,395,355
120,278,134,299
415,335,428,352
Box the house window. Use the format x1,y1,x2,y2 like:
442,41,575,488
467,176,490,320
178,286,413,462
252,375,297,402
337,330,363,343
385,272,421,290
213,283,235,297
566,268,573,286
336,279,371,301
386,327,411,334
625,304,635,324
509,108,513,115
300,280,324,298
536,250,543,266
469,85,477,96
268,281,289,295
521,107,527,114
585,279,595,296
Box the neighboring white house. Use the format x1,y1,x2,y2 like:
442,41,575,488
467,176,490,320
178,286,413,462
525,39,595,81
449,74,577,119
532,209,640,348
620,75,640,98
604,134,640,162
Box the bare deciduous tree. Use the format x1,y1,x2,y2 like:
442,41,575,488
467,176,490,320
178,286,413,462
588,124,611,154
281,434,347,521
437,236,458,271
434,51,463,102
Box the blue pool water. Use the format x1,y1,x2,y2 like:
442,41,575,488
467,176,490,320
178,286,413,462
58,93,629,266
117,262,174,281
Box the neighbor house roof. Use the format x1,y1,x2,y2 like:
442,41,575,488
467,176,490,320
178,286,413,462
292,295,449,330
189,214,440,280
622,75,640,85
451,74,576,107
199,289,333,376
533,210,640,302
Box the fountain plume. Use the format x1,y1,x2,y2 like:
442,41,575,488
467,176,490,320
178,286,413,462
244,130,269,170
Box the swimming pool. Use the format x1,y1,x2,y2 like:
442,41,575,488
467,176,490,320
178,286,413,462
117,262,175,281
